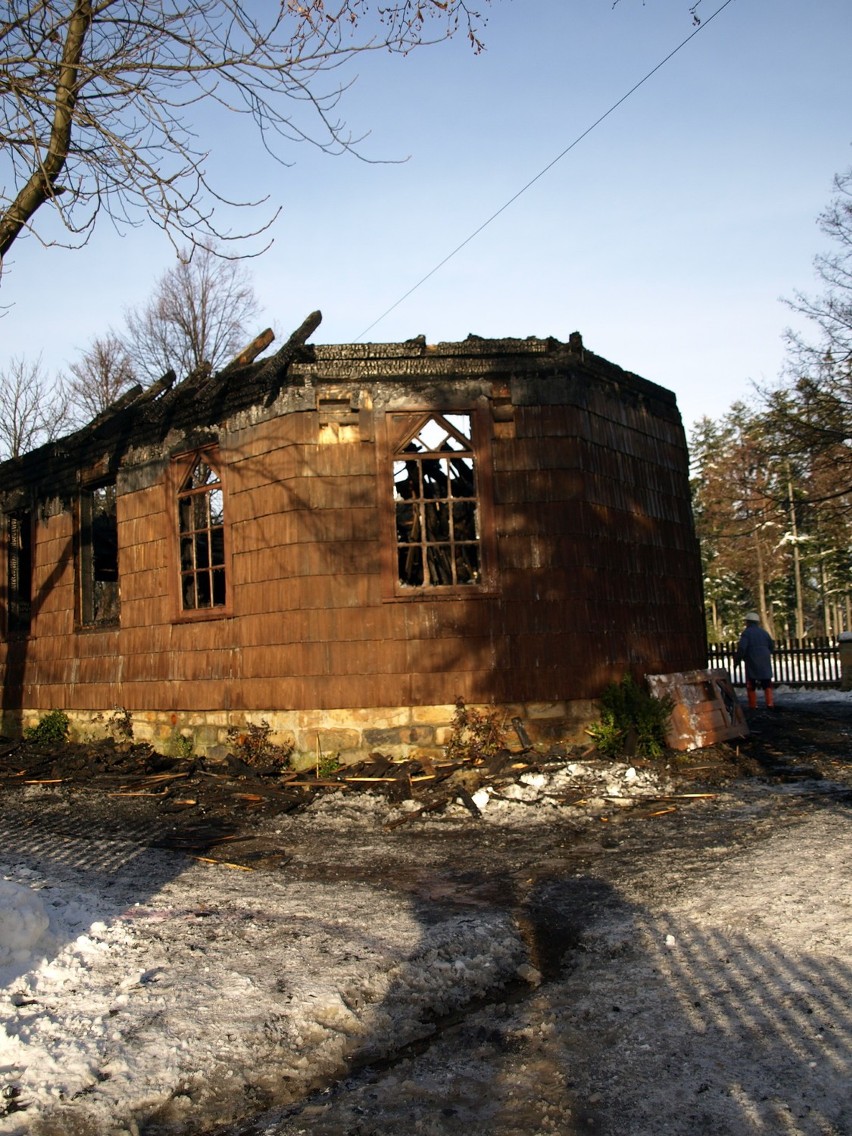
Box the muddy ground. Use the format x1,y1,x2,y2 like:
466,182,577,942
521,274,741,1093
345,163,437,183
6,700,850,863
2,699,851,1135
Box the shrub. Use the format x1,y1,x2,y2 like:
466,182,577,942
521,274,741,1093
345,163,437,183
172,732,195,760
227,719,292,770
587,676,673,759
315,753,341,778
108,707,134,741
445,698,508,763
24,709,71,746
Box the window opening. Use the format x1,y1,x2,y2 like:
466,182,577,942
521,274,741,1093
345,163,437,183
7,512,32,634
178,455,226,610
80,484,119,626
392,412,481,588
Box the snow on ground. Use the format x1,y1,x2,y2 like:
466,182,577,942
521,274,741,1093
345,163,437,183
272,808,852,1136
0,811,526,1135
1,758,664,1135
251,808,852,1136
0,885,49,971
772,687,852,704
1,691,850,1135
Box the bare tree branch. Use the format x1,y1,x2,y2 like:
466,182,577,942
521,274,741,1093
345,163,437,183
64,329,136,420
0,0,489,274
0,355,71,457
123,244,261,380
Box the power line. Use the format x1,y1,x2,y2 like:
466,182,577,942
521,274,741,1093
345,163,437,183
355,0,738,341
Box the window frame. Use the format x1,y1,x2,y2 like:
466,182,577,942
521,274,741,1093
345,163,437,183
168,446,232,622
4,510,33,638
380,406,497,601
77,479,121,630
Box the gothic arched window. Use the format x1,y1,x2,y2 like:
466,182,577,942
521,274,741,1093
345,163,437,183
391,412,482,590
177,454,226,610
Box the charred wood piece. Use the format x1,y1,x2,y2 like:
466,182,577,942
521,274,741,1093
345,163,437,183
263,310,322,406
229,328,275,368
87,383,145,429
135,369,176,404
511,717,532,748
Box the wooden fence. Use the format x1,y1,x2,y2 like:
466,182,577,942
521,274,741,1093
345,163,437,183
707,637,841,687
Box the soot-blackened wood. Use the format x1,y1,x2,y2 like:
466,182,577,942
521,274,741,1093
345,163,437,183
262,310,323,407
230,328,275,368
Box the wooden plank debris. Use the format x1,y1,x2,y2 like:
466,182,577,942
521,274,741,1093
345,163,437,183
0,712,757,856
647,668,748,750
191,856,255,871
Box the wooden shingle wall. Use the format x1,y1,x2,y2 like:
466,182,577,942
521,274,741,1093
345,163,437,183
0,334,706,757
488,383,703,704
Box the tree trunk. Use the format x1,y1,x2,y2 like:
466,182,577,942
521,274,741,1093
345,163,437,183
0,1,94,261
787,478,805,639
819,555,831,636
754,531,775,637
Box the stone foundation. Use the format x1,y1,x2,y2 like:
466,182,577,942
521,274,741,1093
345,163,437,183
9,700,599,766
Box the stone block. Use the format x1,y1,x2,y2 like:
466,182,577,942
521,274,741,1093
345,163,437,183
296,727,361,756
525,701,569,719
193,724,221,748
412,704,458,725
290,750,319,772
410,746,445,763
322,706,411,728
363,725,435,749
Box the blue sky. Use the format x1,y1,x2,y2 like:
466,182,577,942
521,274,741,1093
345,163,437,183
2,0,851,434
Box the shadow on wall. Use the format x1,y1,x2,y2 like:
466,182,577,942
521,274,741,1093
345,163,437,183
219,399,703,731
1,528,74,725
0,377,703,751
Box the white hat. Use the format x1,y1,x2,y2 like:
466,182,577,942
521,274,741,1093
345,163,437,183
745,611,760,622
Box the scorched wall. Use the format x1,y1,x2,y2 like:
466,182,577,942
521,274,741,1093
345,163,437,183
0,328,706,760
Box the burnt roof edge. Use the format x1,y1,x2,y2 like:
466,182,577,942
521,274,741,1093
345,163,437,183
0,324,679,500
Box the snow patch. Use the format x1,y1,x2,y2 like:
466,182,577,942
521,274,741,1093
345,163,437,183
0,880,49,968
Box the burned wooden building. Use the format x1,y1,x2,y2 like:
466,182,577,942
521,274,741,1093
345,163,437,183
0,315,706,760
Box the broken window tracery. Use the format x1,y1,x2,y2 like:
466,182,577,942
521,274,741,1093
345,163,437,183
79,484,119,626
392,413,482,589
178,454,226,611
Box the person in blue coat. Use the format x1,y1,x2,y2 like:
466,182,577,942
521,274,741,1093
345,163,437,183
735,611,775,709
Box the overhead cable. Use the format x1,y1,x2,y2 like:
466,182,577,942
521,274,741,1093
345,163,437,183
355,0,738,341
